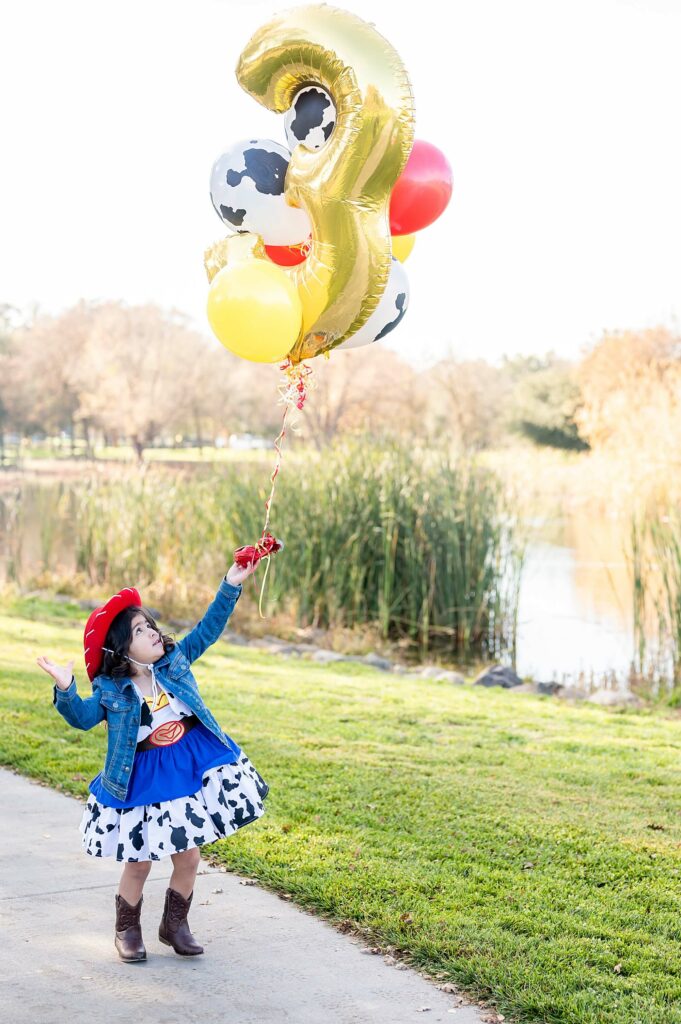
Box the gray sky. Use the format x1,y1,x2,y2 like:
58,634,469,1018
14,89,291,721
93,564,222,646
2,0,680,365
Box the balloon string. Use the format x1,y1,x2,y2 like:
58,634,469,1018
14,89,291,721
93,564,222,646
262,401,290,541
254,358,313,618
258,553,272,619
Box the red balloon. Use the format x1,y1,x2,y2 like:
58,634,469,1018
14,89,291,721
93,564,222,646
264,241,309,266
389,140,453,236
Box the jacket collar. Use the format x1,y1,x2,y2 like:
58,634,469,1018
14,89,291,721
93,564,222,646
100,648,176,691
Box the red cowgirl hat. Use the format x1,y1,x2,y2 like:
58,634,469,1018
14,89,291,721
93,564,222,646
83,587,142,681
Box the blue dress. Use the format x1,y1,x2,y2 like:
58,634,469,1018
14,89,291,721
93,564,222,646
80,684,268,862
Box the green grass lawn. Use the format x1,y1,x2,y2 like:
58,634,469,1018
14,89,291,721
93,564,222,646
11,442,276,464
2,594,681,1023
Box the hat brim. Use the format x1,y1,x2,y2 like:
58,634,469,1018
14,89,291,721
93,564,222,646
83,587,142,681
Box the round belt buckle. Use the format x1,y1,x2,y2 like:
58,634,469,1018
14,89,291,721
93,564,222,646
148,720,187,747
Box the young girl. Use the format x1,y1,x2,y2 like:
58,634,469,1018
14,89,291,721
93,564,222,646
36,563,268,964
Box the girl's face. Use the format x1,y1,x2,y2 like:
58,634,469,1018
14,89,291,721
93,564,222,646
127,612,164,666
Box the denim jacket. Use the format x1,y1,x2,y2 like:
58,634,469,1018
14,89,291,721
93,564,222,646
53,577,242,801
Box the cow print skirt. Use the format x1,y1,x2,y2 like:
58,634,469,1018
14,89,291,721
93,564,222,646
80,754,269,862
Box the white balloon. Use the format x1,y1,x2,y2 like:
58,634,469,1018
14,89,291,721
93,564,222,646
210,139,311,246
338,259,410,350
284,86,336,152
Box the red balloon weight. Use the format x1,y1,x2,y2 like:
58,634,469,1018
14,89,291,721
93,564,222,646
389,140,453,235
264,241,309,266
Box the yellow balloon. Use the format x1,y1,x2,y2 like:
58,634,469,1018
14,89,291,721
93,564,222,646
206,235,302,364
391,233,416,263
233,5,415,362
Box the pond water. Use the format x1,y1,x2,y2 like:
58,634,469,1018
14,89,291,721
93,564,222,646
0,476,635,684
516,533,633,685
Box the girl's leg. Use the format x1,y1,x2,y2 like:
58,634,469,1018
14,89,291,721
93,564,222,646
119,860,152,904
168,846,201,899
115,860,151,963
160,847,204,955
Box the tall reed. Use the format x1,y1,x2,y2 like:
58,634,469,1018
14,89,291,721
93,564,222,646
6,442,523,663
629,508,681,696
0,488,24,585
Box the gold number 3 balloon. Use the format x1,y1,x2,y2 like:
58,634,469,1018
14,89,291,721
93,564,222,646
207,4,415,363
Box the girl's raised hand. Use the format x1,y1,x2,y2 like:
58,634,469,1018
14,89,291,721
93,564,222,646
36,656,74,690
226,561,259,587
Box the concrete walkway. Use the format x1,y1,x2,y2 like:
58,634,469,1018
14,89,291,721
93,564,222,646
0,768,489,1024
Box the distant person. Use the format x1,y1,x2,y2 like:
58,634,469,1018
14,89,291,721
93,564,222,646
37,560,267,963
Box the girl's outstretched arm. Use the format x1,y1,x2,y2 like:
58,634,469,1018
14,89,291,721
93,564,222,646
37,656,106,730
177,562,257,665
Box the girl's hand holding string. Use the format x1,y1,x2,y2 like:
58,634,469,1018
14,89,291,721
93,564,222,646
36,656,74,690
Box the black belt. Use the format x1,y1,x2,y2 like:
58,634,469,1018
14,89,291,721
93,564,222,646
136,715,199,752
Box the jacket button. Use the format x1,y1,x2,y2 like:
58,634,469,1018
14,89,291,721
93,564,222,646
124,766,130,771
113,702,119,709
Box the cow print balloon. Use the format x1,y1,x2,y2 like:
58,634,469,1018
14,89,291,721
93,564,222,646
338,258,410,351
210,139,311,246
285,86,336,152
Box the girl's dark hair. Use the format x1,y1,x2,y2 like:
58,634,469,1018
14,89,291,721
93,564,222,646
100,606,175,679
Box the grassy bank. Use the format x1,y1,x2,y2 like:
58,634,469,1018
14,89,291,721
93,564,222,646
2,594,681,1023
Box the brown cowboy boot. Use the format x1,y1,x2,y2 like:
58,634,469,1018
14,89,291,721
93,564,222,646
158,887,204,956
114,893,147,963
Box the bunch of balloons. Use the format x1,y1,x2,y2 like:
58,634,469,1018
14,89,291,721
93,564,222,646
205,4,452,365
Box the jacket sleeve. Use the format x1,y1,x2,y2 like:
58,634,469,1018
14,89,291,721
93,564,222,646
177,576,242,665
52,676,106,731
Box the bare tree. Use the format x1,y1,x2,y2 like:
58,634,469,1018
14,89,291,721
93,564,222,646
424,358,510,451
171,342,283,445
299,345,423,447
1,304,95,449
72,303,200,460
